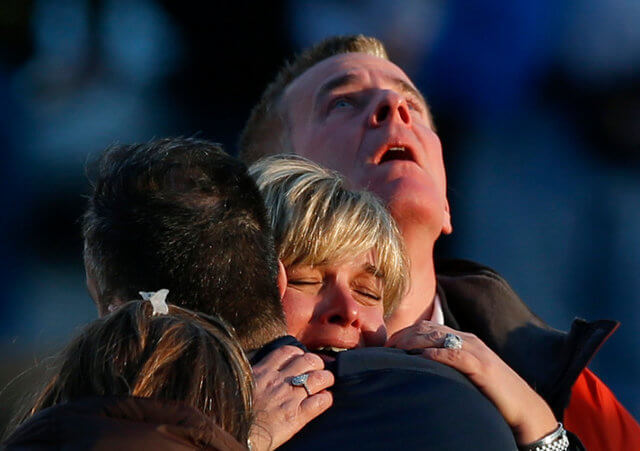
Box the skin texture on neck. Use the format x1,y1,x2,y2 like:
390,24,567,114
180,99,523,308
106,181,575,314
384,218,437,336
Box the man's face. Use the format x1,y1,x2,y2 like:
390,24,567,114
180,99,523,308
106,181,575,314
282,53,451,236
282,251,387,359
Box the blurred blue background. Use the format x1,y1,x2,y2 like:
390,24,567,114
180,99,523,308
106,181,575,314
1,0,639,433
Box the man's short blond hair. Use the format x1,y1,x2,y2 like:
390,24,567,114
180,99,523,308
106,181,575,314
249,154,408,315
239,35,388,164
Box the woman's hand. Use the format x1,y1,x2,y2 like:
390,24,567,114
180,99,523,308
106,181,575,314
387,321,558,445
250,345,334,450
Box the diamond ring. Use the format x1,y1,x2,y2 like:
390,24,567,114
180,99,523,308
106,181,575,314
290,373,312,396
443,333,463,350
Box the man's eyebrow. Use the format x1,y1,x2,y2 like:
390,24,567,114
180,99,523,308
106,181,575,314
393,77,428,110
315,73,360,104
316,73,428,109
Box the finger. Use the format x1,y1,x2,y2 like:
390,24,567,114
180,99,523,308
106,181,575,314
402,330,449,350
422,347,481,377
389,320,455,349
396,323,452,350
299,390,333,423
252,345,305,373
303,369,335,395
272,390,333,445
279,351,325,377
414,320,457,338
412,322,480,351
386,324,419,347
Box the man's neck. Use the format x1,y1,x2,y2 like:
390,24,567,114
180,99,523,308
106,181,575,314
386,222,438,336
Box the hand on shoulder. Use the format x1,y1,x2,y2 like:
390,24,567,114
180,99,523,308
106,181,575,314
388,321,558,445
250,345,334,450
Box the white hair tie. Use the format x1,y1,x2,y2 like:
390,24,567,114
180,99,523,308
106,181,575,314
139,289,170,315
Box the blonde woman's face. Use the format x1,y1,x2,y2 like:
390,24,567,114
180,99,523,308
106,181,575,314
282,251,387,361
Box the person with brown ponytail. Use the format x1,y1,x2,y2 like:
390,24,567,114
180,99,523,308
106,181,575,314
4,295,252,450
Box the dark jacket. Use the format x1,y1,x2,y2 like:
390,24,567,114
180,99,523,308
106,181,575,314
3,397,246,451
258,338,518,451
436,258,619,419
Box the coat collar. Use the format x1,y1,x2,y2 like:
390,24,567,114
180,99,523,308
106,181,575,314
435,258,618,418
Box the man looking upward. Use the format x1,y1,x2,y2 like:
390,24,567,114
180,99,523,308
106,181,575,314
242,37,448,336
239,35,640,450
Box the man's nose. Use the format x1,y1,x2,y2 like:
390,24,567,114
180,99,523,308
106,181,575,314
319,285,361,328
369,91,412,128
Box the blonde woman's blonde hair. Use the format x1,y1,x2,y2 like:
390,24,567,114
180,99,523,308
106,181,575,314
250,155,408,315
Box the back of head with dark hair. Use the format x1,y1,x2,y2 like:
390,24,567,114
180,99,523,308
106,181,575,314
82,137,286,350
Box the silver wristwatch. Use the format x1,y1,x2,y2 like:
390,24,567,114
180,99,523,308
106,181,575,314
518,423,569,451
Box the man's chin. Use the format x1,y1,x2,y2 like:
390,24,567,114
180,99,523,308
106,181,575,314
365,174,443,212
386,194,446,235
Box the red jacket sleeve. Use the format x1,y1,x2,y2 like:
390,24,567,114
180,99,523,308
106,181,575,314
564,368,640,451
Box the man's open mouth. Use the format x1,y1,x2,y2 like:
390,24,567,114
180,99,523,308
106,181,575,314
377,145,416,164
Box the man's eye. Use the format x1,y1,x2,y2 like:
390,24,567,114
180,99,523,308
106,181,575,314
330,97,353,110
406,99,423,113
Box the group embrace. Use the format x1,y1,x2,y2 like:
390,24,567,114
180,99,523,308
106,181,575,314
4,35,639,451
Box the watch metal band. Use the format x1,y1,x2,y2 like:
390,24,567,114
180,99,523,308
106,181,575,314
518,423,569,451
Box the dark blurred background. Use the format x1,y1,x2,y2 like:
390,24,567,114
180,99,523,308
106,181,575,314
1,0,639,435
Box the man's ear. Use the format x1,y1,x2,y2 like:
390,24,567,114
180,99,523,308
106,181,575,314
85,264,103,313
85,264,123,316
277,259,287,300
442,198,453,235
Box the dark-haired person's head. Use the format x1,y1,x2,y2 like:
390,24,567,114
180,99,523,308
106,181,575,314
83,137,286,350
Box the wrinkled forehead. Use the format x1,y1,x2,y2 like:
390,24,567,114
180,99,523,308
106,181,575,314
283,52,417,112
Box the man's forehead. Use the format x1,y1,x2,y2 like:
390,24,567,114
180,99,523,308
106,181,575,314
284,52,417,103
